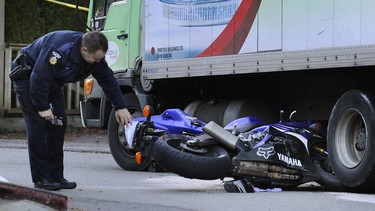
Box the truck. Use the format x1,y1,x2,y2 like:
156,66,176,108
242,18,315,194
80,0,375,187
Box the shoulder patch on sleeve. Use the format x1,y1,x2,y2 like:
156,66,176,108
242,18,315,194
50,51,61,65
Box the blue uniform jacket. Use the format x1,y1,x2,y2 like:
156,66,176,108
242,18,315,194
20,30,127,111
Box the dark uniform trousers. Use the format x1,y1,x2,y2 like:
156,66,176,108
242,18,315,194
12,61,67,183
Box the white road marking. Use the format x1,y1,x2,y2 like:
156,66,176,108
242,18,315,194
331,192,375,204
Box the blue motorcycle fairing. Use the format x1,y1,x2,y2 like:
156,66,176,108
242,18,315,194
133,108,205,135
224,116,264,133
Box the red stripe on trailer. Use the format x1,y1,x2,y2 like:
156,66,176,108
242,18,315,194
197,0,261,57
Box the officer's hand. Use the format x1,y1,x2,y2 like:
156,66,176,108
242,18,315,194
38,109,54,121
115,108,132,126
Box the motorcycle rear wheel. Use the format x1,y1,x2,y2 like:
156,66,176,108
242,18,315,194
152,134,232,180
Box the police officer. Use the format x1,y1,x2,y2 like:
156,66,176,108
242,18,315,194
10,30,132,191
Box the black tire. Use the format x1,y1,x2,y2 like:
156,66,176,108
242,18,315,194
313,162,346,191
187,100,231,126
328,90,375,190
108,93,146,171
183,100,204,117
184,99,276,127
152,134,232,180
223,99,276,126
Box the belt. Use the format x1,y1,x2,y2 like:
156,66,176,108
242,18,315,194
9,54,33,81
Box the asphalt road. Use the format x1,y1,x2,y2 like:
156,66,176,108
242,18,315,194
1,132,375,211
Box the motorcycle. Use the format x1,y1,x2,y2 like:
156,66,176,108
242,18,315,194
115,106,346,192
110,106,205,171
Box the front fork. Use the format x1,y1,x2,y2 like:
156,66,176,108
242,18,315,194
130,121,166,165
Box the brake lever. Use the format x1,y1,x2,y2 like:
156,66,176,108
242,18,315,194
186,116,202,127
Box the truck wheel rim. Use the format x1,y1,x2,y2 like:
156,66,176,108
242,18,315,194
335,108,367,168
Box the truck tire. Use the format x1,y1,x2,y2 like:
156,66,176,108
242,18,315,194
327,90,375,190
108,93,146,171
152,134,231,180
222,99,276,126
184,100,230,126
183,100,204,117
184,99,275,127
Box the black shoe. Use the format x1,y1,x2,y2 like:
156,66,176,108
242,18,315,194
223,179,254,193
224,180,241,193
56,178,77,189
34,179,61,191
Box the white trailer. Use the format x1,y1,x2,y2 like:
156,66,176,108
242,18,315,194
81,0,375,189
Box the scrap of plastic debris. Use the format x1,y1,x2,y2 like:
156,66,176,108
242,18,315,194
253,187,282,192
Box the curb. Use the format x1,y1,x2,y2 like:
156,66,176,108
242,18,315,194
0,116,83,133
0,182,68,210
0,138,110,154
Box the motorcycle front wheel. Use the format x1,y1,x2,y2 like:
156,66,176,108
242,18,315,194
108,93,146,171
152,134,232,180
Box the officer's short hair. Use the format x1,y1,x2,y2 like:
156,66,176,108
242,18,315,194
82,31,109,53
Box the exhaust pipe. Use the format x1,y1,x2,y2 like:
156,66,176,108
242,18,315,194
203,121,240,150
233,161,302,180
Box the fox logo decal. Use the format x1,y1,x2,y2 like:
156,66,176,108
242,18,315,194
257,147,275,159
